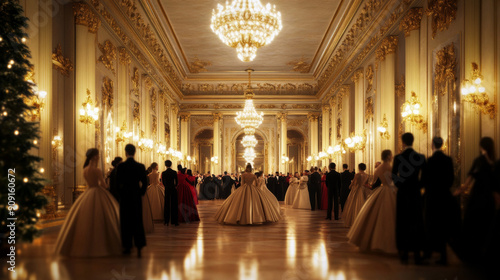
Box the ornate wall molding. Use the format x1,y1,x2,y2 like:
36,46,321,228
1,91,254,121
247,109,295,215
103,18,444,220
130,68,140,98
171,103,179,116
194,119,214,127
101,76,114,111
399,8,423,37
322,104,330,112
287,119,306,127
213,112,223,121
365,97,373,123
395,75,405,97
180,104,209,109
133,101,140,123
152,116,157,135
276,112,288,121
97,40,116,74
376,36,398,62
73,2,101,33
336,118,342,140
307,112,320,121
143,75,153,92
287,57,311,73
256,104,277,109
351,69,364,83
179,113,191,121
150,88,157,113
291,104,321,110
426,0,457,39
189,57,211,73
365,65,374,94
434,43,457,96
163,99,170,123
181,82,318,96
118,47,131,65
52,44,73,77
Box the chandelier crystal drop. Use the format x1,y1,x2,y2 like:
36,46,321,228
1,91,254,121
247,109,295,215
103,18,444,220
241,134,258,148
211,0,282,62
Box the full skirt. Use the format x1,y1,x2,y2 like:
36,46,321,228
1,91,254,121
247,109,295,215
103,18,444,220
347,185,397,254
284,184,298,205
54,187,121,257
146,183,165,221
342,186,367,227
142,193,154,234
178,183,200,223
214,183,281,225
292,187,311,210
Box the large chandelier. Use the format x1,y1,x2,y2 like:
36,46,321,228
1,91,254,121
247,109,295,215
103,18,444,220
243,147,256,163
401,91,428,133
211,0,282,62
235,69,264,135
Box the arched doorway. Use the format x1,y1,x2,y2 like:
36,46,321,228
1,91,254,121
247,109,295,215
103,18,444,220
287,129,306,174
193,129,213,174
235,133,265,173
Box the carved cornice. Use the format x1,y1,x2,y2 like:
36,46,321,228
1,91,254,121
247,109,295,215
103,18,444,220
399,8,423,37
256,104,277,109
213,112,223,121
351,69,364,83
287,119,306,127
97,40,116,74
118,47,131,65
194,119,214,127
52,44,73,77
181,82,317,96
426,0,457,39
73,2,101,33
365,65,374,94
101,76,113,111
276,112,287,121
376,36,398,62
179,113,191,122
180,104,209,109
434,43,457,96
291,104,321,110
307,113,320,121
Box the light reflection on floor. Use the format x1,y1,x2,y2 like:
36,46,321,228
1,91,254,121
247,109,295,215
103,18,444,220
2,200,481,280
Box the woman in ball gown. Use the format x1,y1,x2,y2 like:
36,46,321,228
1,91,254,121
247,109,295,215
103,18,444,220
54,148,121,257
146,162,165,221
256,171,280,213
347,150,398,254
320,168,328,210
186,169,199,205
214,163,281,225
292,171,311,210
342,163,370,227
284,172,300,205
177,167,200,223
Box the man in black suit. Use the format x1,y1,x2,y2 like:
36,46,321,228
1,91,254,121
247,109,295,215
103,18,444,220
274,171,283,200
267,173,277,199
162,160,178,226
326,162,342,220
221,171,233,199
392,133,426,264
340,164,354,211
116,144,148,258
309,167,322,210
421,137,459,265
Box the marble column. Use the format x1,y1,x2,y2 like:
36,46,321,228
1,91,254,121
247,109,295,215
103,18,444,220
277,112,287,172
481,0,497,139
73,2,100,187
321,105,330,167
329,96,336,148
307,113,320,166
352,69,364,166
401,8,426,153
376,36,398,153
213,112,223,175
179,113,191,165
463,0,481,181
117,48,130,156
170,103,179,151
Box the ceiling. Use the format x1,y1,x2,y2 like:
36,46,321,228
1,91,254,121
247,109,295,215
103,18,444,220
156,0,347,77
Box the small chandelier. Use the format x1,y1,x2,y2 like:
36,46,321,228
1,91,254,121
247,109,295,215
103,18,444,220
235,69,264,135
377,114,390,140
79,89,99,124
461,62,497,119
211,0,282,62
241,134,258,148
401,91,427,133
243,147,256,163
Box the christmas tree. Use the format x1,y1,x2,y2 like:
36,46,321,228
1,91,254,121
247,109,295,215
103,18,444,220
0,0,47,244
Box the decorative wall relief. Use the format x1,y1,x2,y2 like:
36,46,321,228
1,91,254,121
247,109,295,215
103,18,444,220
133,101,140,123
189,57,212,73
73,2,101,33
287,57,311,73
399,8,423,37
376,36,398,62
151,88,157,113
365,97,373,123
152,115,157,135
118,47,131,65
101,76,114,111
98,40,116,74
195,119,215,127
426,0,457,39
131,67,139,98
336,118,342,140
143,75,153,92
52,44,73,76
395,75,405,97
434,42,457,96
365,65,374,95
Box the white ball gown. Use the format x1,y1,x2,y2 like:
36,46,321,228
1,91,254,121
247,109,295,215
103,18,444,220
284,177,299,205
347,183,398,254
54,169,121,257
146,172,165,221
214,173,280,225
342,173,369,227
292,176,311,209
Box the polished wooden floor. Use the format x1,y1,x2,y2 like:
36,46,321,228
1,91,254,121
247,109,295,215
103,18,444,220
3,201,482,280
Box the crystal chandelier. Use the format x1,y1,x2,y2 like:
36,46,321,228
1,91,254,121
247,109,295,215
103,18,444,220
243,147,256,163
401,91,427,133
241,134,258,148
344,131,367,152
235,69,264,135
211,0,282,62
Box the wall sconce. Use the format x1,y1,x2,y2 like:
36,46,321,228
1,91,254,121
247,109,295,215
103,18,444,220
461,62,497,119
281,155,290,164
79,89,99,124
138,130,153,152
115,120,132,144
377,114,390,140
344,130,367,152
24,90,47,122
401,91,427,133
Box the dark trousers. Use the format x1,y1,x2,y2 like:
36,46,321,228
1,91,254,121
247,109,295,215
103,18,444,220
308,184,321,210
164,187,179,225
340,188,350,211
120,197,146,250
327,187,339,219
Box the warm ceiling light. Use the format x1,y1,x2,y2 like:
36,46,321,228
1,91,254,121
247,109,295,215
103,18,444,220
211,0,282,62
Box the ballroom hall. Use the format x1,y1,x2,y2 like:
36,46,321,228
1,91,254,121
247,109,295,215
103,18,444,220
1,0,500,279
